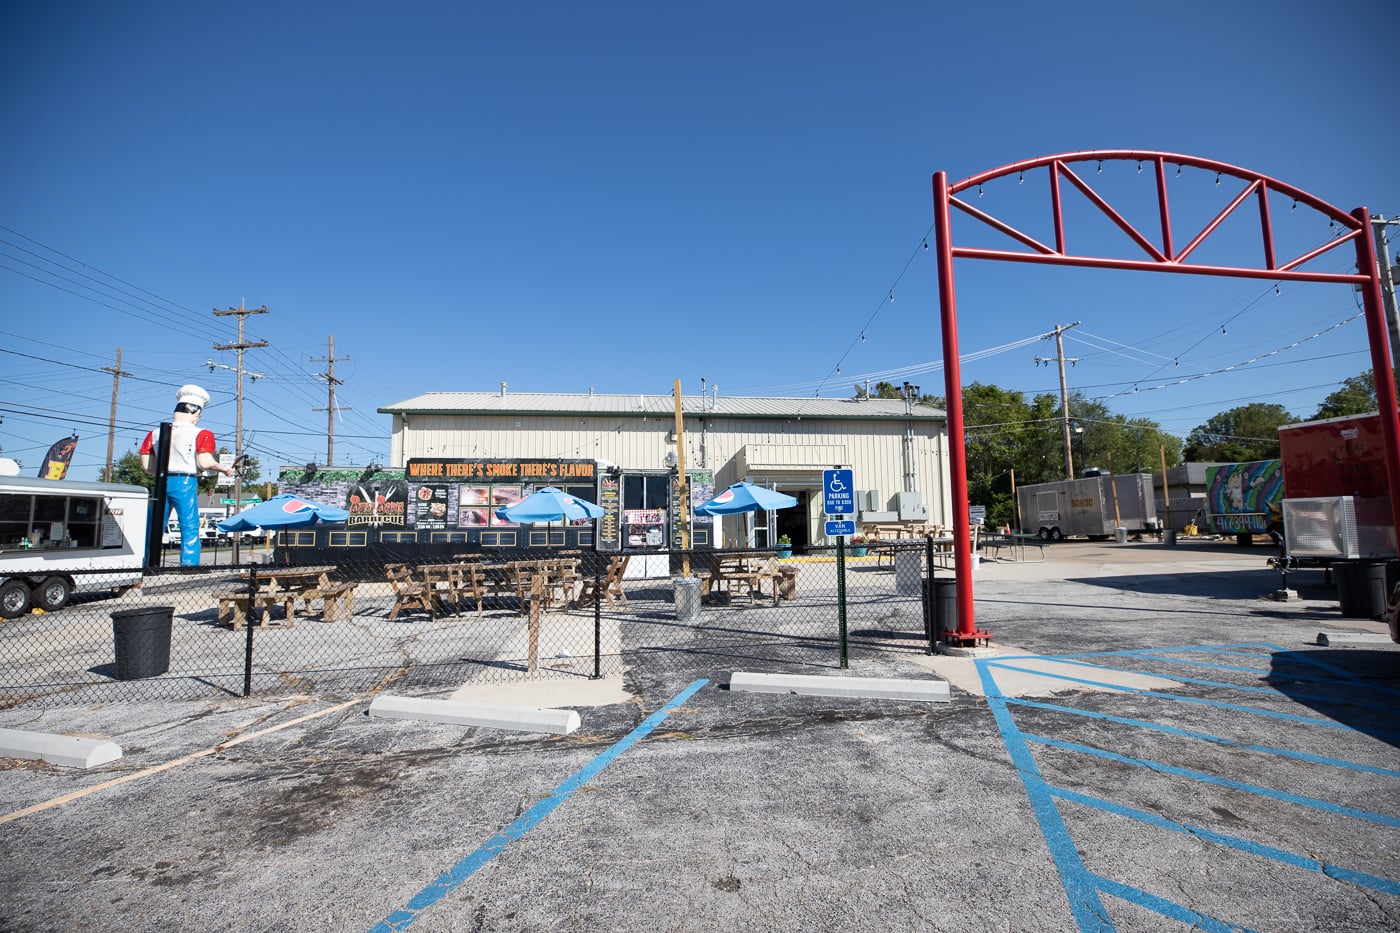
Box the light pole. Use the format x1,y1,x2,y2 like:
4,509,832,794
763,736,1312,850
1072,425,1085,476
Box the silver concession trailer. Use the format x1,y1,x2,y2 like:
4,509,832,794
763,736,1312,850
1017,472,1159,541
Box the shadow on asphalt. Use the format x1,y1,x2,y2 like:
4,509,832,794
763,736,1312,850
1267,648,1400,750
1064,569,1336,602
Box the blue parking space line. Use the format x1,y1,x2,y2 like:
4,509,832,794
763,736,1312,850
1271,652,1400,699
984,661,1400,740
983,646,1400,930
1115,653,1296,677
1055,787,1400,899
1006,698,1400,778
977,661,1115,931
1027,733,1400,829
1120,648,1400,699
1045,645,1400,703
1089,872,1256,933
368,679,709,933
994,655,1396,711
1042,642,1282,660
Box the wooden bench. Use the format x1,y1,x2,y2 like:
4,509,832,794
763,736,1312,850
318,581,358,622
573,555,630,610
216,591,251,629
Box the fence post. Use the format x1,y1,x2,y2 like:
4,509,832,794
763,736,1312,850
591,554,602,680
924,534,937,654
243,562,256,697
528,574,541,673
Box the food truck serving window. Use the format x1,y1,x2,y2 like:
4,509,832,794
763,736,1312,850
0,492,106,550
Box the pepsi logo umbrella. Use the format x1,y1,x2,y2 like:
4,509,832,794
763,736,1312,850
495,486,605,524
217,493,349,532
694,481,798,516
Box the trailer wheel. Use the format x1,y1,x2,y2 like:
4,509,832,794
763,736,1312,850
1038,527,1052,542
35,576,72,612
0,580,32,619
1049,527,1065,542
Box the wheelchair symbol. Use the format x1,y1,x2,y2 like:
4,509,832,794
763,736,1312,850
828,476,847,493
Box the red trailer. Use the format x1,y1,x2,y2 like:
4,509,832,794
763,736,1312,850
1278,412,1397,638
1278,411,1391,502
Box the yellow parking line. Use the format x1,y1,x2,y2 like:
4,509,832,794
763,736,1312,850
0,698,361,826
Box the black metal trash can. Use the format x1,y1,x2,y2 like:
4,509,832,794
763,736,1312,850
932,578,957,636
1163,529,1177,546
111,606,174,680
1335,562,1387,619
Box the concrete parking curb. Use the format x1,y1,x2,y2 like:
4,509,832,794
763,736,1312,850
368,696,582,735
1315,631,1396,647
728,672,950,701
0,728,122,769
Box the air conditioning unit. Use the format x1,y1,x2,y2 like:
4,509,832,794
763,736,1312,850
1284,496,1397,559
895,491,928,521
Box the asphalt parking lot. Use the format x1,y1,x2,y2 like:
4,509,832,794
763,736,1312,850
2,538,1397,932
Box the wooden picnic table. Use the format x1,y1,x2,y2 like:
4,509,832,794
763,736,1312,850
700,552,787,605
218,565,353,629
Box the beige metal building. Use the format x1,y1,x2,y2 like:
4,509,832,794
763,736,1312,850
379,389,951,551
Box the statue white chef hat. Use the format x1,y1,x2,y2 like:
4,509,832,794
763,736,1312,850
175,384,211,410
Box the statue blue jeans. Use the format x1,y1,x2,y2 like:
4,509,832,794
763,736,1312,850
165,474,201,566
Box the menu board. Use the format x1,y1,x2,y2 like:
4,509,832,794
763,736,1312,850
670,470,714,548
598,475,621,550
411,483,454,530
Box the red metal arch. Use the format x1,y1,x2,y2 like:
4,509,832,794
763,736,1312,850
931,150,1400,646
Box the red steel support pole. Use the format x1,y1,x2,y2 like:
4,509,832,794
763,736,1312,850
1351,206,1400,545
932,172,988,644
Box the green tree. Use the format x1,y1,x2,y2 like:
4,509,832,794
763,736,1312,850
104,451,154,491
962,383,1036,525
1183,403,1293,462
1312,370,1397,420
101,448,260,494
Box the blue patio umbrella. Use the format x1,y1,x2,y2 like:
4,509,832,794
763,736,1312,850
693,481,798,516
495,486,604,524
217,493,349,532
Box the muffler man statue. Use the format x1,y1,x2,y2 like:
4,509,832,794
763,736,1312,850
140,384,234,566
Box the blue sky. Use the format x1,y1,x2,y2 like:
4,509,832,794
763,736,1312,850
3,1,1397,479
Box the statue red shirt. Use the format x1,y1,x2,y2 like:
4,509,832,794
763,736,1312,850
139,423,217,474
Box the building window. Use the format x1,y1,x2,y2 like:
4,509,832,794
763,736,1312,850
481,531,517,547
380,531,416,543
328,531,368,547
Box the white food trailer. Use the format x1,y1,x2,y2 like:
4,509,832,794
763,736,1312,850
0,476,150,618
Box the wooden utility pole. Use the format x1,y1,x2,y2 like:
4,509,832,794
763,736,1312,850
673,379,691,577
101,346,130,482
1370,216,1400,375
1159,445,1172,537
312,335,350,466
214,303,269,563
1035,321,1081,479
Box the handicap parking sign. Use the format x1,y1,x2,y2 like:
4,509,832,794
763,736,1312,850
823,469,854,515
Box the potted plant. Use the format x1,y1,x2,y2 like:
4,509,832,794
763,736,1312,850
776,534,792,558
849,534,868,557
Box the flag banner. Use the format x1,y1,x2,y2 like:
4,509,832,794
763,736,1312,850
39,434,78,480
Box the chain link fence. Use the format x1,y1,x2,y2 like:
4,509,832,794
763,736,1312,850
0,542,943,708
